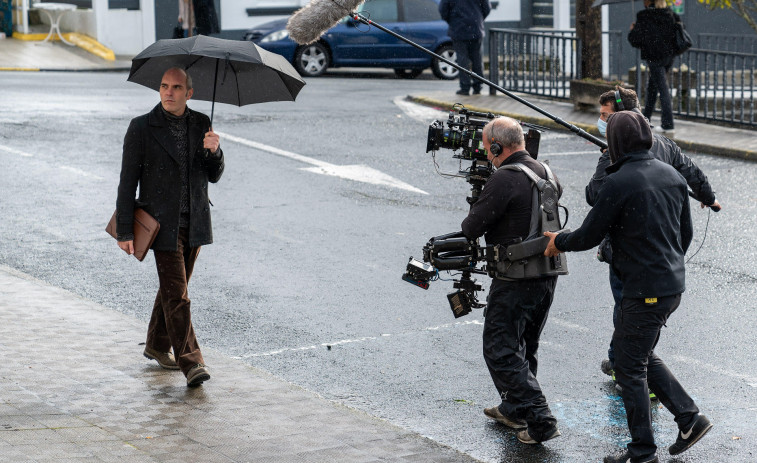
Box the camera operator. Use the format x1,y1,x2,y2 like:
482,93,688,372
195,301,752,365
544,111,713,463
461,116,562,445
589,87,721,384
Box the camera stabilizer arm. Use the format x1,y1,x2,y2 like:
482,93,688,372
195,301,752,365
403,232,493,318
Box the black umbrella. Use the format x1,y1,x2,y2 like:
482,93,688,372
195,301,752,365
128,35,306,126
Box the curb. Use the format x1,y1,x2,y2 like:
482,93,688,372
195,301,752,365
12,31,115,61
409,95,756,162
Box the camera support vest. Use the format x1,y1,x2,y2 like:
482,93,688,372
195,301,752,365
490,162,569,280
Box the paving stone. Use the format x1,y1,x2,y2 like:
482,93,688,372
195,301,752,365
0,265,479,462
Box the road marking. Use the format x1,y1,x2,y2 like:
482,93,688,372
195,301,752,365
216,131,428,195
393,96,448,123
670,354,757,387
0,144,33,157
59,165,103,180
1,144,102,179
231,319,482,359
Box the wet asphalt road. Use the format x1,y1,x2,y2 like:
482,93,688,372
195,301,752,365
0,70,755,462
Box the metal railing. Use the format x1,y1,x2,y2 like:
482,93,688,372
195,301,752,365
661,49,755,126
487,28,627,97
488,28,757,128
488,28,580,99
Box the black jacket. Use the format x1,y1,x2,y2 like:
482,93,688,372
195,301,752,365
439,0,491,41
586,133,716,207
628,7,679,62
556,151,693,298
116,104,224,251
462,151,561,246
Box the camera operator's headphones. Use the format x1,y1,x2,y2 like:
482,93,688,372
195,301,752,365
614,89,626,111
489,139,503,157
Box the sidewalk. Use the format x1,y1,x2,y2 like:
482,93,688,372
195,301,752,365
0,36,131,71
0,265,478,463
409,91,757,162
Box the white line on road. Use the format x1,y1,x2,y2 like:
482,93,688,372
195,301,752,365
0,144,33,157
231,319,483,359
670,354,757,387
393,96,448,123
216,131,428,195
1,144,103,180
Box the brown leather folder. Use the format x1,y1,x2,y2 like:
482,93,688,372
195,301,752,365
106,208,160,262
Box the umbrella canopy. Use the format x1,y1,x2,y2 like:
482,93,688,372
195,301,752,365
128,35,305,121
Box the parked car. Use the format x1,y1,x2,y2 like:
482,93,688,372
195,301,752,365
242,0,458,79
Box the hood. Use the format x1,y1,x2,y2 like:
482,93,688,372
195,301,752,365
606,110,653,163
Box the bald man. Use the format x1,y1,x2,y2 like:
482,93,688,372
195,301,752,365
116,67,224,387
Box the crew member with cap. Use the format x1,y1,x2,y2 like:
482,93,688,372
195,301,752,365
544,111,713,463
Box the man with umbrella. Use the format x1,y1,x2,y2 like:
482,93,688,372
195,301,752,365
116,66,224,387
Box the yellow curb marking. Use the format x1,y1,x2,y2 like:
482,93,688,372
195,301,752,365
11,32,115,61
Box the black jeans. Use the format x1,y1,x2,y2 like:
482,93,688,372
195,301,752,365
607,266,623,364
484,277,558,440
613,295,699,460
453,38,483,92
643,57,675,130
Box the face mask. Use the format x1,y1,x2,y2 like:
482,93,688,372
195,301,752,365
597,117,607,136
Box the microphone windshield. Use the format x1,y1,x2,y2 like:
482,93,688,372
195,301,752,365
287,0,366,45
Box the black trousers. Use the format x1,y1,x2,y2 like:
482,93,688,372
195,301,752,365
484,276,558,440
613,294,699,460
453,38,483,92
642,56,675,130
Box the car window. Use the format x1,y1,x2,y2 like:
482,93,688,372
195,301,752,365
358,0,399,22
402,0,442,22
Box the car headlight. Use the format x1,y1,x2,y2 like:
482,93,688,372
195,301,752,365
260,29,289,43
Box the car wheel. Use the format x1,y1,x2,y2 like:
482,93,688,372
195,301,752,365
294,43,330,77
432,44,459,80
394,68,424,79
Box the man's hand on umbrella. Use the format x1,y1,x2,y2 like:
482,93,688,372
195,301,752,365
204,130,220,155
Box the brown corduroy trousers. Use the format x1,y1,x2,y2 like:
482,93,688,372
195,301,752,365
146,228,204,376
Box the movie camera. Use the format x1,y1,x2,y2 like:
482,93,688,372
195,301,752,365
425,104,546,204
403,106,560,319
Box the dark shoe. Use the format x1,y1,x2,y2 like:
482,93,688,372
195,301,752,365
143,347,180,370
603,451,658,463
669,414,713,455
186,364,210,387
472,88,481,95
601,359,615,376
516,427,561,444
484,406,527,429
455,89,469,96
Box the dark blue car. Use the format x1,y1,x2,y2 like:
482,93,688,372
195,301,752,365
242,0,458,79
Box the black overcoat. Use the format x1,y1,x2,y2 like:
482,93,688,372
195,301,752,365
116,103,225,251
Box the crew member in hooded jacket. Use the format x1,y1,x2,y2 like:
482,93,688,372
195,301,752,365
544,111,713,463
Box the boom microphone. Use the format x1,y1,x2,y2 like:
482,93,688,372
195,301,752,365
287,0,365,45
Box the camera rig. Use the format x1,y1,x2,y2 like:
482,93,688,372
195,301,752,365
425,104,547,205
403,105,568,319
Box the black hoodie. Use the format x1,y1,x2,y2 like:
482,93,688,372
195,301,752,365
555,111,693,298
